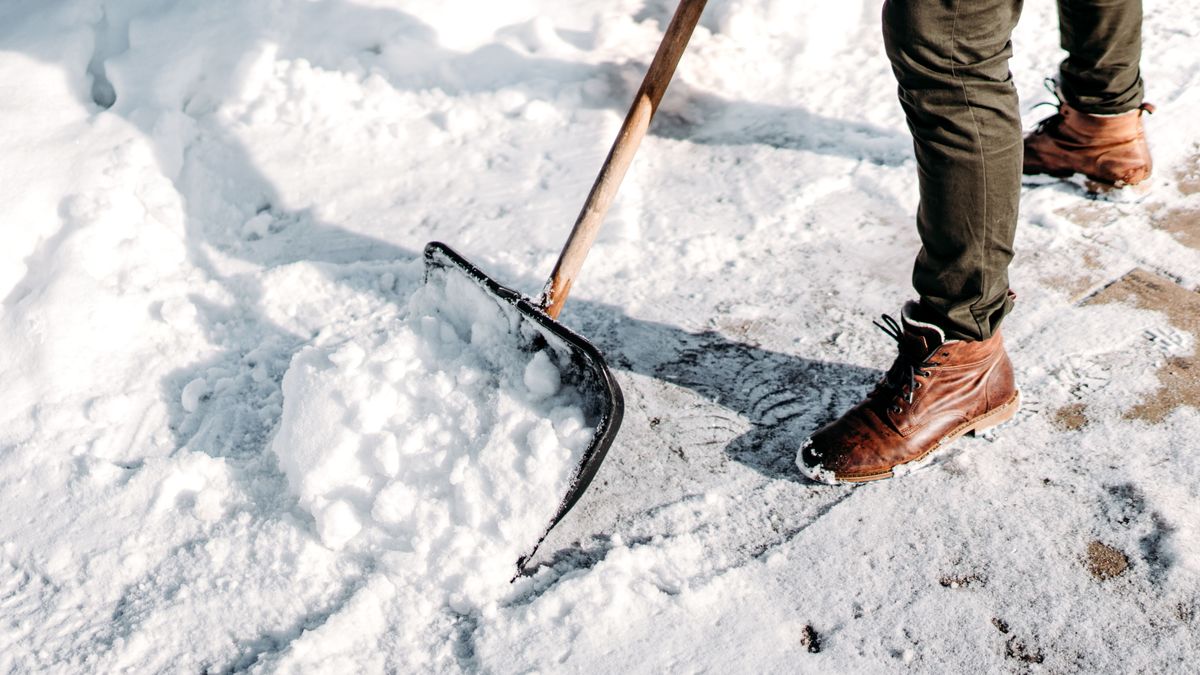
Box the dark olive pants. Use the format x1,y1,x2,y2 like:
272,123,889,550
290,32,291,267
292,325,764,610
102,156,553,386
882,0,1144,340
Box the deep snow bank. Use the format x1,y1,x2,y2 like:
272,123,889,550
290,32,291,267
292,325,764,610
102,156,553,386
271,264,595,603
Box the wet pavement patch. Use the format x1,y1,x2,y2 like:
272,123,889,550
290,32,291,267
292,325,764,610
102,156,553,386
1149,206,1200,251
1084,268,1200,422
1175,150,1200,197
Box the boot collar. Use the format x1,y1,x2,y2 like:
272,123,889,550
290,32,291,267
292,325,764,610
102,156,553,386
899,301,955,360
1033,79,1153,140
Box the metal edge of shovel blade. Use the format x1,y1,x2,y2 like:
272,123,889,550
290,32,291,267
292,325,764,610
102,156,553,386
422,241,625,579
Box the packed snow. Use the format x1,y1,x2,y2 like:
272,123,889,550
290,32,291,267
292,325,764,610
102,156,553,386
272,264,596,598
2,0,1199,672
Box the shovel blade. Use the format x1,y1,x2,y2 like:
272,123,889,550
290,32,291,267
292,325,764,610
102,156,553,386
422,241,624,576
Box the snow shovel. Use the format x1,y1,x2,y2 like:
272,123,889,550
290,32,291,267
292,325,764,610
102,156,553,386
423,0,708,575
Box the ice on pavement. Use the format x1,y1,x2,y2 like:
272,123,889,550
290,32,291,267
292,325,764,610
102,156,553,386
271,264,594,601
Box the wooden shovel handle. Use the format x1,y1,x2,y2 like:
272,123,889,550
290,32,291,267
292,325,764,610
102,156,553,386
539,0,707,319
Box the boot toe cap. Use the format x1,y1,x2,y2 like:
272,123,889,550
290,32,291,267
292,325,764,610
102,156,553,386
796,438,842,485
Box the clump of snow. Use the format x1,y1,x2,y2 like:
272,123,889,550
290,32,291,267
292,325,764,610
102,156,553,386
311,500,361,550
523,349,562,398
180,377,208,413
241,211,273,239
271,265,595,604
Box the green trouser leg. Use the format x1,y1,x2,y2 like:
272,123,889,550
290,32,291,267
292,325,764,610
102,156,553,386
883,0,1023,341
881,0,1145,341
1058,0,1145,114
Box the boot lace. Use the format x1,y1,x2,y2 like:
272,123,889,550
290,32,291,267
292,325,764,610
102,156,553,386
1031,78,1064,135
872,314,942,412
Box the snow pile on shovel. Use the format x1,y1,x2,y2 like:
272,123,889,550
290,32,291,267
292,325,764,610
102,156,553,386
271,267,595,601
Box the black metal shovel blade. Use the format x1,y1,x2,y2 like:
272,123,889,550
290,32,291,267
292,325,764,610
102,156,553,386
422,241,624,577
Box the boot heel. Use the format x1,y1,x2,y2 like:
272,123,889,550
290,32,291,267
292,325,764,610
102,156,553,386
965,391,1021,437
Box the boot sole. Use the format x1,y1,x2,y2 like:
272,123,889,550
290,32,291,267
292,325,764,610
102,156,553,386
1082,177,1153,199
1023,167,1152,197
829,391,1022,484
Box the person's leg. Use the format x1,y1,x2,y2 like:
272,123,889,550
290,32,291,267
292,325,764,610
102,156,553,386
883,0,1023,342
795,0,1025,485
1057,0,1144,114
1024,0,1152,189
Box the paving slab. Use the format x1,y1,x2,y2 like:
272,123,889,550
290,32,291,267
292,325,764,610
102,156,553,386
1083,267,1200,423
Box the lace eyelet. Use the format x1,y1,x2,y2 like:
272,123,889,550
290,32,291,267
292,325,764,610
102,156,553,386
889,404,901,414
914,382,922,389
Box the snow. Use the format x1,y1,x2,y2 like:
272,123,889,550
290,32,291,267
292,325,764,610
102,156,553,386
2,0,1200,672
270,263,595,602
180,377,208,413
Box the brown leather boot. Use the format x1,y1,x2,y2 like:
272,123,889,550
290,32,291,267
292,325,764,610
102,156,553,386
1024,95,1155,191
797,303,1019,484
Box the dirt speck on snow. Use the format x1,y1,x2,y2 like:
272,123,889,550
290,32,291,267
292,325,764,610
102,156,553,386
1005,635,1045,664
1175,601,1195,624
1053,402,1089,431
1086,540,1129,580
938,572,986,589
800,624,821,654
